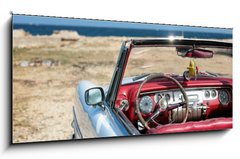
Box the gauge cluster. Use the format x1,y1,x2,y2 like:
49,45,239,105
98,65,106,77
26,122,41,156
138,87,231,114
153,89,205,106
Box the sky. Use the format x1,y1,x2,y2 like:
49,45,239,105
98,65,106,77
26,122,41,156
13,14,232,35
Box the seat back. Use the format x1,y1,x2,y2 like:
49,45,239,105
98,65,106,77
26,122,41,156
147,118,232,134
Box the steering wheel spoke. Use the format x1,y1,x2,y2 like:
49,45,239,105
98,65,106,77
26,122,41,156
146,107,161,123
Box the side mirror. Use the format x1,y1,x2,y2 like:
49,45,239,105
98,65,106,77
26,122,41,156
85,87,105,106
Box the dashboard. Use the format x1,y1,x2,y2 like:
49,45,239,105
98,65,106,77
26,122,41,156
141,87,229,106
137,87,232,122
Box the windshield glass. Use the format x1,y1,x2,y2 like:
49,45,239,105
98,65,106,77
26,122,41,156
123,46,232,82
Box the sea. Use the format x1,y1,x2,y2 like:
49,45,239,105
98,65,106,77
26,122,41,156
13,24,232,39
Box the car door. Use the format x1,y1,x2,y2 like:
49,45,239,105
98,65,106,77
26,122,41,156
73,81,129,139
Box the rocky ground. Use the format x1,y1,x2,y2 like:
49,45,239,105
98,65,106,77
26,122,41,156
13,30,125,143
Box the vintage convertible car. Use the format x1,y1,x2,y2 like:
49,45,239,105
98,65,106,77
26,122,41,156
72,39,232,139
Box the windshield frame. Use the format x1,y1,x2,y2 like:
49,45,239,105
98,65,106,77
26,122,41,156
106,38,232,108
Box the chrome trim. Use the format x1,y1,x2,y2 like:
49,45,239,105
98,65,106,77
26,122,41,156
119,99,129,111
72,106,83,139
139,95,154,115
106,41,131,107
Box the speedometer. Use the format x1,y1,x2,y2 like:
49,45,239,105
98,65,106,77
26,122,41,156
219,90,230,106
139,96,154,114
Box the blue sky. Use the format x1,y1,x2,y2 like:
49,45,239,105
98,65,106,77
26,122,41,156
13,14,232,35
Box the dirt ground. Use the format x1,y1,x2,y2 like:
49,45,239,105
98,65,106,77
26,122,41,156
12,29,232,143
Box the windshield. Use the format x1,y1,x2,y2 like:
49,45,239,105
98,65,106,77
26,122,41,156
123,46,232,82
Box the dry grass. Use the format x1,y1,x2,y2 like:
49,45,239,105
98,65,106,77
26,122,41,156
13,30,124,143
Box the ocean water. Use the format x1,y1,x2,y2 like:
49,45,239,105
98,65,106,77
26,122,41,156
13,24,232,39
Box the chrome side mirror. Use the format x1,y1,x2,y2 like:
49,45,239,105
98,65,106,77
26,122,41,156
85,87,104,106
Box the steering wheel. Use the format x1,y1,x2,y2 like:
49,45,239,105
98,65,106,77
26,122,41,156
135,73,189,130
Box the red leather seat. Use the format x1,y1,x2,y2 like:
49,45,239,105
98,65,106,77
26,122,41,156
147,117,232,134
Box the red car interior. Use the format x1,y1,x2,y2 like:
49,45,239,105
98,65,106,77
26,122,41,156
116,76,232,133
147,117,232,134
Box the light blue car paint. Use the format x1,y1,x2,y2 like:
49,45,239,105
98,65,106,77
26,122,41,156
75,81,129,138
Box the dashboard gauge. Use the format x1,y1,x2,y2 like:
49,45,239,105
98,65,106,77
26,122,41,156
155,94,162,102
219,90,230,105
139,96,154,114
165,94,171,102
211,90,217,98
204,90,210,98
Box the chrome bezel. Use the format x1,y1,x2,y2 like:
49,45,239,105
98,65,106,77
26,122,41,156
139,96,154,114
165,94,171,102
219,90,230,106
204,90,210,99
211,90,217,98
154,94,162,103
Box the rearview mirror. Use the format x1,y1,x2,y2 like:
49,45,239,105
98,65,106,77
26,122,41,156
85,87,104,105
177,47,213,58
